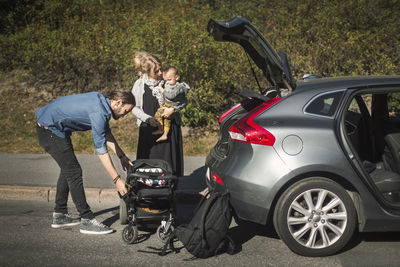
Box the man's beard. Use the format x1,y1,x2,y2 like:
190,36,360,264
111,110,121,120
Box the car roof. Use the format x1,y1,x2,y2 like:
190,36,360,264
294,76,400,93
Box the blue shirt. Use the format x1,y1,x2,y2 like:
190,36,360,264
35,92,112,154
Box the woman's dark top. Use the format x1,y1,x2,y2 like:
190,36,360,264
136,84,184,176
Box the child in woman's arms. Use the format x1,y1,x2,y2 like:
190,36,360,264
153,66,189,142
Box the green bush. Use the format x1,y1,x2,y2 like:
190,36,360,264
1,0,399,127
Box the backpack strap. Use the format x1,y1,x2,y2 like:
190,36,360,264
199,192,222,249
193,191,210,211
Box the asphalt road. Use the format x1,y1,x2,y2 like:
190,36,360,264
1,198,400,267
1,153,400,266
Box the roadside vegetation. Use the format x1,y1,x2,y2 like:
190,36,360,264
1,0,399,155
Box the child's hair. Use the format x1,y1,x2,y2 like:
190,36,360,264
133,51,162,76
163,66,179,76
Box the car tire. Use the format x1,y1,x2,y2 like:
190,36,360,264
273,177,356,257
119,198,128,225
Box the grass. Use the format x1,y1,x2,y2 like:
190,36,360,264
0,71,218,156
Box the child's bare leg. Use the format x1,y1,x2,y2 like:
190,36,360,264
156,131,168,142
156,118,171,142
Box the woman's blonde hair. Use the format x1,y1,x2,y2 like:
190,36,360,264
133,51,162,76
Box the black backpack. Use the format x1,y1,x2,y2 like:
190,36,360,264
161,191,235,258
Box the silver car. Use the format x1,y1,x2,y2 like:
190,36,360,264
205,17,400,257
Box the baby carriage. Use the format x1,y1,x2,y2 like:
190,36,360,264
120,159,178,244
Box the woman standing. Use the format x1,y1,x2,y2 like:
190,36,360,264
131,51,184,176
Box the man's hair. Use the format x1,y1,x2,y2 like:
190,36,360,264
104,90,135,106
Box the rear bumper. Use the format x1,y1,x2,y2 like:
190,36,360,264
205,143,290,225
205,166,270,224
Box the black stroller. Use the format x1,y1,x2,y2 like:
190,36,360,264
120,159,178,244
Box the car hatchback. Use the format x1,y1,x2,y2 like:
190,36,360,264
205,17,400,257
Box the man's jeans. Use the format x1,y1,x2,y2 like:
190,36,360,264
36,126,94,219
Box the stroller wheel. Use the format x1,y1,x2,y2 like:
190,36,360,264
156,224,175,243
119,199,128,225
122,225,138,244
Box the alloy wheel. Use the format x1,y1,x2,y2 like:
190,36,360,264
287,188,348,249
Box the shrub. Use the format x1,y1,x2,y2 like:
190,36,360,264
1,0,399,127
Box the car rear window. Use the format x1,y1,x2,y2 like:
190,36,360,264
305,91,344,117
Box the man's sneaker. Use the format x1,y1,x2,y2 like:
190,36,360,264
80,218,113,235
51,212,81,228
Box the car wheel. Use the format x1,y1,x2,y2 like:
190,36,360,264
119,198,128,225
273,177,356,257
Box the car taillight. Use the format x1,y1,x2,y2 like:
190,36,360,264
229,97,282,146
218,103,241,124
211,171,224,185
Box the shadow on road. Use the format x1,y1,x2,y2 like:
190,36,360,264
227,221,279,253
336,230,400,256
176,166,207,193
361,231,400,241
97,207,119,226
94,206,118,217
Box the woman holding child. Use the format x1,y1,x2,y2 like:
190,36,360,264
131,51,184,177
